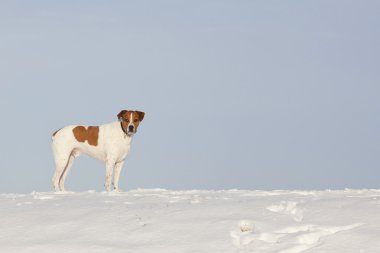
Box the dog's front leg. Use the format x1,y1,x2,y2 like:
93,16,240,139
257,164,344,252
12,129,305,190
105,159,116,192
113,161,125,191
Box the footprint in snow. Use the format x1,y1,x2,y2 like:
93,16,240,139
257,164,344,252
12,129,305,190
230,220,363,252
276,223,363,253
33,195,54,200
267,201,304,222
16,202,33,206
190,195,202,204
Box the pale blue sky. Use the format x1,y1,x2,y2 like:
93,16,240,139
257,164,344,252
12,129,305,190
0,1,379,192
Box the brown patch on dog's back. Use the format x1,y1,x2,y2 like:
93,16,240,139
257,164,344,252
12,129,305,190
72,126,99,146
87,126,99,146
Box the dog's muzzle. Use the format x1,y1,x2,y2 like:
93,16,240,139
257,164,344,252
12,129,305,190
128,125,135,133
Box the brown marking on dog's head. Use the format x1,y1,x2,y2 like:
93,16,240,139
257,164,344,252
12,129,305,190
72,126,99,146
117,110,128,121
135,111,145,122
117,110,145,135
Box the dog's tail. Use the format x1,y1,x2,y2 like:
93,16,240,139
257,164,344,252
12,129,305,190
51,128,62,141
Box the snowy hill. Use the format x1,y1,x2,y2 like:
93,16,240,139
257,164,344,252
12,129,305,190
1,189,379,252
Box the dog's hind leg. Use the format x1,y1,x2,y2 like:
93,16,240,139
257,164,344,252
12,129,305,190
52,155,70,192
58,151,77,191
52,141,73,192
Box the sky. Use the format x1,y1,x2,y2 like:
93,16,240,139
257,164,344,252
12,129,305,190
0,1,379,193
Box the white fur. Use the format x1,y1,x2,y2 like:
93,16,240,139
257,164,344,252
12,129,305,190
128,113,134,130
52,121,133,192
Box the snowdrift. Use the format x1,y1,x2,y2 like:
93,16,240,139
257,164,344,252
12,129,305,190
1,189,379,252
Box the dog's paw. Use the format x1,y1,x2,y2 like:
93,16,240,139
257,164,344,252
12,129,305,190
113,187,122,192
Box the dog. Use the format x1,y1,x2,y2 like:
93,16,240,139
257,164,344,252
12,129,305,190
51,110,145,192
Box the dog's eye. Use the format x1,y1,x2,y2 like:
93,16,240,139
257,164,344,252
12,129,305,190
125,119,130,123
134,119,138,122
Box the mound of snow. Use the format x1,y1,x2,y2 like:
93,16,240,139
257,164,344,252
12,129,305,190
0,189,379,252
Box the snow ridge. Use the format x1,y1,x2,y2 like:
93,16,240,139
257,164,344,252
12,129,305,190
0,189,378,253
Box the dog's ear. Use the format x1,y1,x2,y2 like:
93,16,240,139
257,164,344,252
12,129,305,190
117,110,128,121
136,111,145,122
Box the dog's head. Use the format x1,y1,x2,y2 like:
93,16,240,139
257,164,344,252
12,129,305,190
117,110,145,136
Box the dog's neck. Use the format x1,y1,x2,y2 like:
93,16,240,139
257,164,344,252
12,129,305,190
120,121,128,135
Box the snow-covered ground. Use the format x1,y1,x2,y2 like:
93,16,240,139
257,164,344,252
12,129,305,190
1,189,379,252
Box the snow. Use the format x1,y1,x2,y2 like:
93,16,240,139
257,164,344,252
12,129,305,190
1,189,379,252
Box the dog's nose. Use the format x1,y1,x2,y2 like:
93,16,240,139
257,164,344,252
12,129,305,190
128,125,134,132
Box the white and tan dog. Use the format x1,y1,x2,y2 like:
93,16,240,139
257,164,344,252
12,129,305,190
51,110,144,192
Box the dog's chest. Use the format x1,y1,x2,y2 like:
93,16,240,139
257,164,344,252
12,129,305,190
100,123,132,161
108,137,131,160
